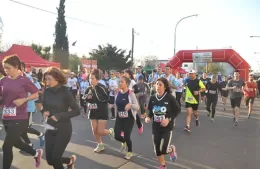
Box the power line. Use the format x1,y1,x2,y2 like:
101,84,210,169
9,0,126,29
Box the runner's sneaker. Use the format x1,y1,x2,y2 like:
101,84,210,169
120,142,127,152
158,165,167,169
184,126,190,132
67,155,76,169
124,152,133,160
234,121,238,126
20,144,35,154
248,113,251,119
39,134,45,147
169,145,177,162
196,119,200,126
207,111,211,117
94,143,105,153
34,149,43,168
138,124,144,134
210,118,214,122
109,128,115,139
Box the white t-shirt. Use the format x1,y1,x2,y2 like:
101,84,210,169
80,81,89,94
108,78,119,96
129,79,136,90
68,77,78,90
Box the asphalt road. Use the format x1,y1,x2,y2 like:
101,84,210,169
0,98,260,169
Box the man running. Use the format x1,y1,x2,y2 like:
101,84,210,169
226,70,245,126
200,72,210,104
219,76,229,111
184,69,206,132
244,73,257,118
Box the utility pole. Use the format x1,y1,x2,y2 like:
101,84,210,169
131,28,135,66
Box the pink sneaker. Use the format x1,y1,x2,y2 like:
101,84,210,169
138,124,144,134
121,131,124,137
158,165,167,169
34,149,43,168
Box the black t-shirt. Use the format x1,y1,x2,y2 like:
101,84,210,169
219,81,228,93
200,77,210,86
206,82,221,97
148,92,181,133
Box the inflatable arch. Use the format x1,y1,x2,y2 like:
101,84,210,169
167,49,250,80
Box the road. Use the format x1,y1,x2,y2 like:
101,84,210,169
0,98,260,169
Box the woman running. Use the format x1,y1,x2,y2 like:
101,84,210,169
83,69,114,153
174,72,183,106
0,55,43,169
124,69,144,133
113,76,139,159
145,77,180,169
206,75,221,122
42,67,80,169
108,70,119,120
79,74,89,118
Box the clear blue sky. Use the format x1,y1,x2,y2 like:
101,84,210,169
0,0,260,67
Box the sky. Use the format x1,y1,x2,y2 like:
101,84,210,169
0,0,260,68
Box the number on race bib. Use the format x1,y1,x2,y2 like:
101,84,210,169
209,90,216,94
187,97,194,101
118,111,129,118
3,107,17,117
89,104,97,109
154,115,165,123
248,88,253,91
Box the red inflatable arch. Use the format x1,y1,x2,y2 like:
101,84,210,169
167,49,250,80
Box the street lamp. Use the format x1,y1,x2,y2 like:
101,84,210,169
174,14,199,55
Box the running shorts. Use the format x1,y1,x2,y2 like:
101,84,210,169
185,102,199,111
152,130,172,156
230,97,242,108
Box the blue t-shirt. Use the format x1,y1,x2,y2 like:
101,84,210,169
115,91,133,119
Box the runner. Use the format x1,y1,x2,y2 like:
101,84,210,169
145,77,180,169
1,55,43,169
226,70,245,126
174,72,183,106
184,69,206,132
113,76,139,160
83,69,114,153
124,69,143,133
219,76,229,111
42,67,80,169
206,75,221,122
79,74,89,118
164,65,176,97
108,70,119,120
244,73,257,118
200,72,210,104
136,75,150,119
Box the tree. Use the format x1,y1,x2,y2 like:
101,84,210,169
69,54,81,73
53,0,69,68
31,43,51,60
89,44,132,71
205,62,224,74
143,55,158,67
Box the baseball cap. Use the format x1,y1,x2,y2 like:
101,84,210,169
188,69,197,74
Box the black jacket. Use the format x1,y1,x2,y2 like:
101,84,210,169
42,85,80,126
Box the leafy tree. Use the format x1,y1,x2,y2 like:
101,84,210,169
204,62,224,74
89,44,132,71
53,0,69,68
69,54,81,73
31,43,51,60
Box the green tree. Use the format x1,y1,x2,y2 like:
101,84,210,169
69,54,81,73
31,43,51,60
89,44,132,71
204,62,224,74
53,0,69,68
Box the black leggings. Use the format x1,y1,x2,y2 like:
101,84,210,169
2,120,36,169
80,94,87,114
206,96,218,118
109,96,115,118
45,121,72,169
175,92,182,106
114,118,134,152
153,130,172,156
136,114,142,128
20,112,41,144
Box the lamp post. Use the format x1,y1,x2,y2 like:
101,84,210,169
174,14,199,55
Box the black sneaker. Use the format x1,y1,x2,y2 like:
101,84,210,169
248,113,251,119
196,120,200,126
67,155,76,169
184,126,190,132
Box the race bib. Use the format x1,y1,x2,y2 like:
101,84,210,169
3,107,16,117
233,88,241,92
89,103,97,109
248,88,253,91
187,97,194,101
209,90,216,94
118,111,128,118
154,115,165,123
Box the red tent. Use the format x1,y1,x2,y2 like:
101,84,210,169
0,44,60,68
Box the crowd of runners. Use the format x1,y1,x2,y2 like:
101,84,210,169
0,55,257,169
